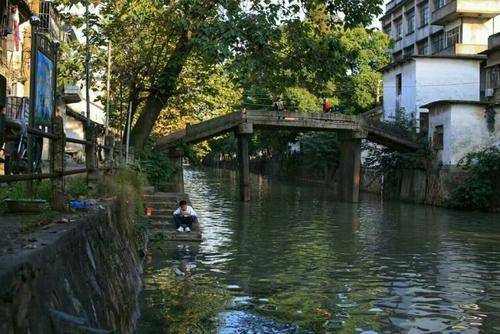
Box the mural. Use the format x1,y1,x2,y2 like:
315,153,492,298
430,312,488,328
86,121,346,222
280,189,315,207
34,50,54,126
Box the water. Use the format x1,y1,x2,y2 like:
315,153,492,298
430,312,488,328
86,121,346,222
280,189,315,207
138,168,500,333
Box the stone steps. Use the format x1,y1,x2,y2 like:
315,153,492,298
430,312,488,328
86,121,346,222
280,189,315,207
143,193,188,201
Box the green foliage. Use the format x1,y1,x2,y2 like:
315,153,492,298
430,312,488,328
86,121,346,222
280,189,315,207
0,181,51,213
67,176,92,197
0,181,51,202
450,146,500,211
148,269,229,334
299,132,339,178
57,0,387,152
362,115,429,176
96,168,146,234
283,87,321,113
133,138,179,188
362,138,433,177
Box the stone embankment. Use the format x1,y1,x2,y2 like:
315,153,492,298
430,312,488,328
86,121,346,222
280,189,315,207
0,203,146,334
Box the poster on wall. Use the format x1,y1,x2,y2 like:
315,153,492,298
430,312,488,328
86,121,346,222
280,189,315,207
34,50,54,127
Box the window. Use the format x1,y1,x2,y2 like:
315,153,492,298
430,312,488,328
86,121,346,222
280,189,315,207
395,19,403,39
419,2,429,27
435,0,446,9
446,27,460,47
404,45,414,56
406,10,415,33
432,32,445,53
417,39,429,55
433,125,444,149
486,65,500,90
383,24,392,37
396,74,402,95
393,51,403,61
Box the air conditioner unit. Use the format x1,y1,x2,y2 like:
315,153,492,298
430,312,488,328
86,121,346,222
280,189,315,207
485,88,494,97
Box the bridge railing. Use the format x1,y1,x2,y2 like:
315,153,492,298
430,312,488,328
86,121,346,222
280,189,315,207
362,118,417,143
246,110,360,123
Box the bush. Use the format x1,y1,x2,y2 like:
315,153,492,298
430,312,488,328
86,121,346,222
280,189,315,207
0,180,52,213
450,146,500,211
133,138,179,188
67,176,92,197
299,132,339,182
0,180,52,201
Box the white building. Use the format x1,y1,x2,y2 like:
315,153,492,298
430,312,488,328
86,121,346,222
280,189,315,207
423,100,499,165
382,55,484,123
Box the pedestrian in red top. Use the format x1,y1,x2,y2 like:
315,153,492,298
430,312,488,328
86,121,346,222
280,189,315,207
323,98,331,113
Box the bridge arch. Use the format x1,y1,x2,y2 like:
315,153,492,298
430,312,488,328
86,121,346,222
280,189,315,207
158,110,418,202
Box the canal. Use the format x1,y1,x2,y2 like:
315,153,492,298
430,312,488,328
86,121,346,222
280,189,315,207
138,168,500,333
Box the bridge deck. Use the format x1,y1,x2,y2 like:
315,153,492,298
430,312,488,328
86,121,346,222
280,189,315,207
157,110,418,151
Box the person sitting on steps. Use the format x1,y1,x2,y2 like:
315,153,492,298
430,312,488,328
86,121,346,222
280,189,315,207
173,200,197,232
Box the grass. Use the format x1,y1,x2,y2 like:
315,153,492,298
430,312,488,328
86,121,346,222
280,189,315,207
0,180,52,213
67,176,92,198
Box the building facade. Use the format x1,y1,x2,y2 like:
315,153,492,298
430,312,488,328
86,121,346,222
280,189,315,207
382,55,483,123
380,0,500,166
381,0,500,60
424,100,499,165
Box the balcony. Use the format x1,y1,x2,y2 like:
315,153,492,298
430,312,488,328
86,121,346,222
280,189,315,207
488,32,500,49
385,0,409,14
62,85,82,104
432,0,500,25
39,1,66,41
434,43,487,55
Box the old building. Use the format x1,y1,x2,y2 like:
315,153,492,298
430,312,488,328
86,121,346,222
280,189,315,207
380,0,500,125
422,33,500,165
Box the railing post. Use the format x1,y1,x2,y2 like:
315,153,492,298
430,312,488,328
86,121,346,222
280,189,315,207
104,134,114,172
85,123,98,186
51,115,65,211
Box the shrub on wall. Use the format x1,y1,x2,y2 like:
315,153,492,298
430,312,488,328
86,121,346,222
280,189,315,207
133,138,179,189
449,146,500,211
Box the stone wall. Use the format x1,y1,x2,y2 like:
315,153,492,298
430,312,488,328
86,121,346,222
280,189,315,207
0,203,146,334
362,167,466,206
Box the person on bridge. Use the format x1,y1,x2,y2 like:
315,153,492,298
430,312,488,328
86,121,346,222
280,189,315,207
274,97,284,118
323,97,331,113
173,200,198,232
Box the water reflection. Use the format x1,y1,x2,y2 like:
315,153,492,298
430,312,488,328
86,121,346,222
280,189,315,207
139,168,500,333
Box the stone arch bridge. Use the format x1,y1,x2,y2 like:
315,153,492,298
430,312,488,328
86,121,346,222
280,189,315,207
157,110,418,202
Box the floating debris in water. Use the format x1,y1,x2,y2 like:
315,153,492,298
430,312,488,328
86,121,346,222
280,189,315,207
368,307,383,313
336,303,358,308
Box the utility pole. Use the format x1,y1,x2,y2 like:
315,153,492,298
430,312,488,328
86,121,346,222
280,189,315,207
85,0,90,125
125,101,132,164
105,40,112,136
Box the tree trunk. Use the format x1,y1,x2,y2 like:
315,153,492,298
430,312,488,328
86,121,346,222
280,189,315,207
130,31,193,152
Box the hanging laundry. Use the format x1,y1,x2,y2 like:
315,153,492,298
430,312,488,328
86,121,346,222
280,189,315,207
10,5,21,51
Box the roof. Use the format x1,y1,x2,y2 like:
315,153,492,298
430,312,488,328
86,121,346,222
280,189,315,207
420,100,497,109
380,54,486,72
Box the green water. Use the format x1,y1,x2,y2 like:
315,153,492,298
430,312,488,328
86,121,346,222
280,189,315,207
138,168,500,333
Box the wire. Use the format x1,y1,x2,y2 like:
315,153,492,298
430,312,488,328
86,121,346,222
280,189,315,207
382,81,479,88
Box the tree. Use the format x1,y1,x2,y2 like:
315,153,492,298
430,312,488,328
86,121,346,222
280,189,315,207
57,0,385,153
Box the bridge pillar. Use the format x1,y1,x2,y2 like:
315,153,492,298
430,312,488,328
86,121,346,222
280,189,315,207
236,123,253,201
337,131,364,203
